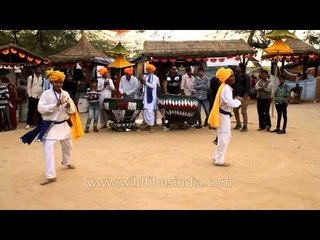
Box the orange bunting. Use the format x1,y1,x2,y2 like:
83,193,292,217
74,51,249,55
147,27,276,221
2,49,9,55
35,59,42,65
27,56,33,62
18,52,25,58
10,48,17,54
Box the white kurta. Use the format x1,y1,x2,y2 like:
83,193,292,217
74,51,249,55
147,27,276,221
143,74,158,125
97,78,115,109
38,89,76,139
214,85,241,164
119,75,139,99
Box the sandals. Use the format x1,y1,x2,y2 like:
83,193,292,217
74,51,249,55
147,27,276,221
214,162,230,167
40,178,57,185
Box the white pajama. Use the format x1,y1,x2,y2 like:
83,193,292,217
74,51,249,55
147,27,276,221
144,109,155,126
43,138,73,179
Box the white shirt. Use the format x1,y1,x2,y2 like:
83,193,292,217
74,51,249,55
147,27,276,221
119,75,139,98
181,73,195,96
97,77,115,108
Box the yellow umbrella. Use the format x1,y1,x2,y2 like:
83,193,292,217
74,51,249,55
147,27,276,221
108,55,134,68
264,39,294,55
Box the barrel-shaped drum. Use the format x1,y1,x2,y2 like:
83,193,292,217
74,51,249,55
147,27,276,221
158,94,198,127
104,98,143,131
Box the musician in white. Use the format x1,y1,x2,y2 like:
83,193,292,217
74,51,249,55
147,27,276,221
37,70,76,185
141,63,159,133
97,67,115,128
208,67,241,167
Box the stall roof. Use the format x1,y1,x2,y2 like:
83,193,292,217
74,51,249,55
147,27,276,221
143,39,256,58
49,32,111,64
0,43,49,66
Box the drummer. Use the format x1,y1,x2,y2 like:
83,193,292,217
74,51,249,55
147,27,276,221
119,67,139,100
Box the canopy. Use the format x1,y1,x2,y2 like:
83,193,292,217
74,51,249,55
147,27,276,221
264,30,296,40
108,55,134,68
264,40,293,55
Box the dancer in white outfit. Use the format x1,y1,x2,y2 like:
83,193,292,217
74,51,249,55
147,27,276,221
37,70,76,185
208,67,241,167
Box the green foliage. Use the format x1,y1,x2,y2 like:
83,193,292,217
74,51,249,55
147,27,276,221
304,30,320,47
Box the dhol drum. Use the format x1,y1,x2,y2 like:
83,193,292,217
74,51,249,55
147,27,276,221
77,97,88,113
158,94,198,128
104,98,143,131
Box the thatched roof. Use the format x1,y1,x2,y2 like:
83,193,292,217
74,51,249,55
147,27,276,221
49,32,110,64
262,38,320,59
143,39,256,58
0,43,49,65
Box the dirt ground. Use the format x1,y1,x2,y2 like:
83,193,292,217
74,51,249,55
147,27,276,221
1,100,320,209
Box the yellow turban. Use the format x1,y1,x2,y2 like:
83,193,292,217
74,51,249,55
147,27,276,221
146,63,156,73
208,67,233,128
124,67,133,75
216,67,233,83
46,69,65,82
98,67,108,75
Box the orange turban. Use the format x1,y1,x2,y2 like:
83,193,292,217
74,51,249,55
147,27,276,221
46,69,65,82
216,67,233,83
98,67,108,75
146,63,156,73
124,67,134,75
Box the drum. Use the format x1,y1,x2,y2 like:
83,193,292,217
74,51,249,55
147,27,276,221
158,94,198,127
77,97,88,113
104,98,143,131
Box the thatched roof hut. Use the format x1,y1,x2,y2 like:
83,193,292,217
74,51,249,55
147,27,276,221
0,43,49,66
49,32,111,64
143,39,256,59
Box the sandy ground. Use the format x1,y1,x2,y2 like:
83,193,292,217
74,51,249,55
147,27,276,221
1,100,320,210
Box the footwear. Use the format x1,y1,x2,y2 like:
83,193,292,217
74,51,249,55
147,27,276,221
35,138,42,142
265,125,271,132
85,127,89,133
233,124,242,130
203,122,208,127
240,126,248,132
40,178,57,185
93,127,98,132
25,124,31,129
213,137,218,145
67,164,76,169
195,125,202,129
277,129,286,134
61,162,76,169
270,129,280,133
214,162,230,167
257,128,265,131
101,125,107,129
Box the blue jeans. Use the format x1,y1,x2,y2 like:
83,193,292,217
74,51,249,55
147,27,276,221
196,99,209,126
86,103,100,129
